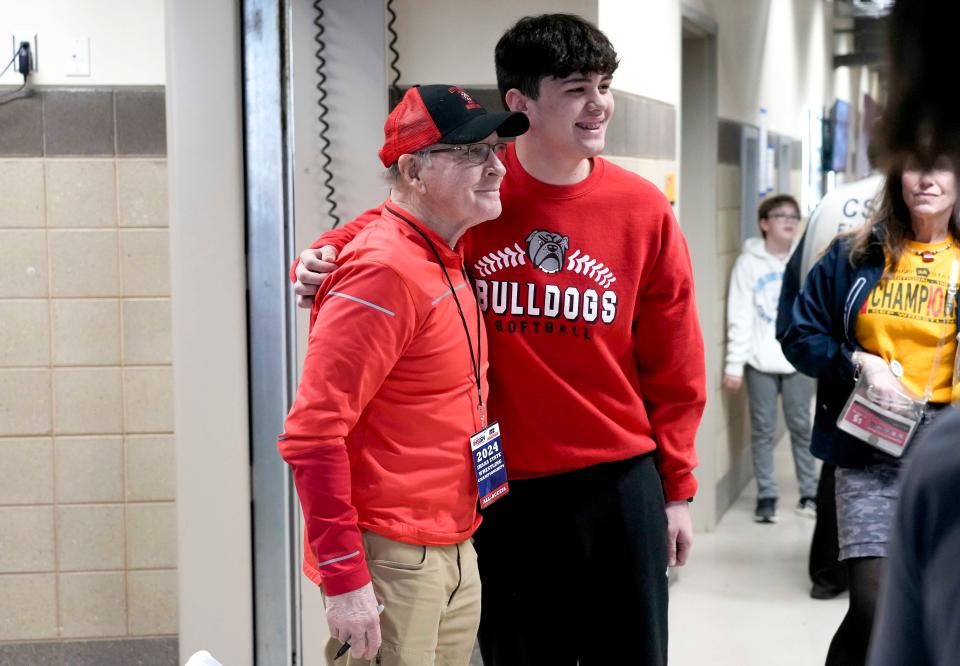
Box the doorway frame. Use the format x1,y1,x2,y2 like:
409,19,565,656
680,5,720,530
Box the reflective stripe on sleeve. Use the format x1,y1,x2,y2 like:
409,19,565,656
317,550,361,567
329,291,396,316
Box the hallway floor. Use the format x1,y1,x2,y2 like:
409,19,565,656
669,441,846,665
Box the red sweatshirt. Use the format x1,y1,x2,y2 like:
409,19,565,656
279,204,487,595
295,144,705,502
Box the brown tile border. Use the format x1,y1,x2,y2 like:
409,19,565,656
0,88,166,158
0,93,43,156
606,90,677,160
43,90,115,157
116,90,167,156
718,118,802,169
718,119,742,165
0,637,177,666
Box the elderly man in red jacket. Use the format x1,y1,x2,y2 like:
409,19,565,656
278,85,527,664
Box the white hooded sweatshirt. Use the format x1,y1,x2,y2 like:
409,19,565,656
725,237,796,377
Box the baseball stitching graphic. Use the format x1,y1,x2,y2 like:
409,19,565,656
472,230,617,289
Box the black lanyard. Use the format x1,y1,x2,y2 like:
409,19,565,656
385,206,485,425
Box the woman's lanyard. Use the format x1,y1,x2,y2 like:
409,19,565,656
385,206,486,427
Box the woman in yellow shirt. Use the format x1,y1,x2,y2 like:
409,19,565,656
781,154,959,665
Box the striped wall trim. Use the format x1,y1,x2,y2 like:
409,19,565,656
717,117,802,169
0,87,167,157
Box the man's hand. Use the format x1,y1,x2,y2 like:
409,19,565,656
721,374,743,392
294,245,339,308
325,581,382,661
665,500,693,567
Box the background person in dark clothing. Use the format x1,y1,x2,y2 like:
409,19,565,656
778,172,882,599
867,407,960,666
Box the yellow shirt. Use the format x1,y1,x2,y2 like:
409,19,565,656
855,237,960,403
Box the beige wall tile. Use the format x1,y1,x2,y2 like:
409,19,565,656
717,208,742,255
126,435,175,501
0,369,51,436
51,299,121,366
123,367,172,433
120,230,170,297
55,437,124,503
57,504,125,572
59,571,127,637
790,169,803,200
118,161,168,228
716,250,738,299
122,299,171,365
0,300,50,367
0,161,44,228
127,502,177,569
53,368,122,435
0,574,58,640
127,569,177,635
0,438,53,504
717,163,742,210
0,506,55,573
0,230,48,298
45,160,117,228
49,229,120,297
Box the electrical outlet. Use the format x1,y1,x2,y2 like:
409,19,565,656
11,32,38,73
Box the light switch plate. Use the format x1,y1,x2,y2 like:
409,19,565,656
65,36,90,77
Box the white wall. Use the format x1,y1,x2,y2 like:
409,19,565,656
392,0,678,104
166,0,253,663
393,0,597,87
0,0,165,86
292,0,389,231
693,0,831,138
599,0,680,105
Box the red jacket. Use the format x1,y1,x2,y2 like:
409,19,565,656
294,144,705,502
279,204,487,595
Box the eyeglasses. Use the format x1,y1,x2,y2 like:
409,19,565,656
421,142,509,164
767,213,801,222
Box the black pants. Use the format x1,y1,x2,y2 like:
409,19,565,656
809,463,848,591
473,453,669,666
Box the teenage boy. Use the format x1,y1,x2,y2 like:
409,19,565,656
723,194,817,524
293,14,706,665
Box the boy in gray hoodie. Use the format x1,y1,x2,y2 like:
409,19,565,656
723,194,817,523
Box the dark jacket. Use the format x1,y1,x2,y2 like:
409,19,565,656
868,406,960,666
778,233,886,468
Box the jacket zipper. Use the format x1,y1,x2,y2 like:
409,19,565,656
843,277,867,343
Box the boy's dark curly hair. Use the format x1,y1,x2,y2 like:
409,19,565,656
495,14,619,103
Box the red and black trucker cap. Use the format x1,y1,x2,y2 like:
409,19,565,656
379,85,529,167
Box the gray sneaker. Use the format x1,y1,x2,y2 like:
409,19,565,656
755,497,777,524
795,496,817,518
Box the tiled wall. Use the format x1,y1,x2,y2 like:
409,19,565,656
0,88,176,662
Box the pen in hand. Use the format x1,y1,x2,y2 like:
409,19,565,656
334,604,386,660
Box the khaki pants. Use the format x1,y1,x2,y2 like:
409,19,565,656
325,531,481,666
